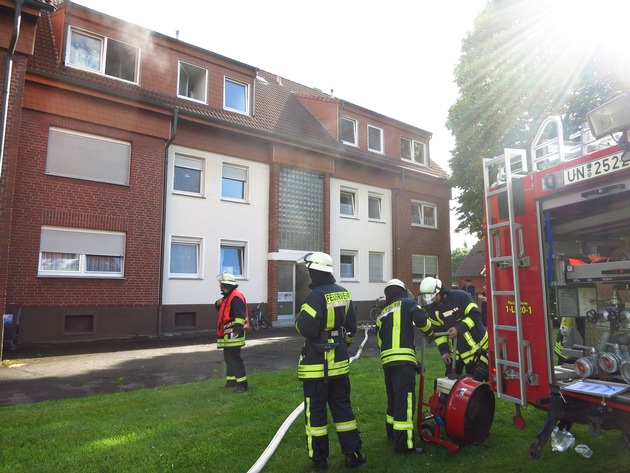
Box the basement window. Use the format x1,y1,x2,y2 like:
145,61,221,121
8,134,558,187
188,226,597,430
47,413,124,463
64,314,94,334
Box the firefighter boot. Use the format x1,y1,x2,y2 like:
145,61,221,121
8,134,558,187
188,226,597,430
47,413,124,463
312,458,328,470
345,451,366,468
234,381,248,394
223,380,237,388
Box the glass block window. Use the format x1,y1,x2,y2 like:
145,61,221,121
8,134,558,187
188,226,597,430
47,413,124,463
279,166,324,251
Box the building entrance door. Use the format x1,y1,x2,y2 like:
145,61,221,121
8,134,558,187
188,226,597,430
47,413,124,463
277,261,310,327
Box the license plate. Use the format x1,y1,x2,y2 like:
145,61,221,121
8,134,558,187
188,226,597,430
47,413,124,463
563,152,630,186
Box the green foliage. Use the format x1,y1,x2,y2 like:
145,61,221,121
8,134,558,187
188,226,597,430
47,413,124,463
451,246,470,285
447,0,630,237
0,345,628,472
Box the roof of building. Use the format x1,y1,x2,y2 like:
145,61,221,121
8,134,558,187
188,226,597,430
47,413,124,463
28,2,449,180
454,239,486,278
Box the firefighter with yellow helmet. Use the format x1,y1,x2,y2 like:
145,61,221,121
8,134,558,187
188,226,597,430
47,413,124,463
376,278,434,454
419,276,489,381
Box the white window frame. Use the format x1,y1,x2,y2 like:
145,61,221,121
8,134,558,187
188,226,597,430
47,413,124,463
368,193,383,221
401,137,428,166
340,250,358,281
178,61,208,103
340,116,358,146
412,254,438,283
66,27,139,84
220,240,247,278
369,252,384,282
38,226,125,278
411,201,437,228
169,236,202,279
221,163,249,202
224,77,249,114
367,125,384,154
173,155,205,197
340,187,358,218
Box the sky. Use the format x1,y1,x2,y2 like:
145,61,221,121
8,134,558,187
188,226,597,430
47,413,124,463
73,0,486,249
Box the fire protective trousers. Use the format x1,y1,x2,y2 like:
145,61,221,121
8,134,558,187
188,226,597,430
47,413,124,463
302,377,362,461
384,363,417,452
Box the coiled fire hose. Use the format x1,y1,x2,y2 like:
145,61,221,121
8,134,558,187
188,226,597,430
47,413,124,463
247,324,373,473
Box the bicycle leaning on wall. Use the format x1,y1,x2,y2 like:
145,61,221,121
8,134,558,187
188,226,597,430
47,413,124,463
369,296,386,323
249,303,269,331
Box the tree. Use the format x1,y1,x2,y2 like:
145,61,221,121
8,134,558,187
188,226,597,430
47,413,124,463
451,246,470,287
447,0,630,238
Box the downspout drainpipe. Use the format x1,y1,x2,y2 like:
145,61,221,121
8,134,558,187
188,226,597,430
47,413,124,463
0,0,24,181
392,170,404,278
157,109,179,336
0,0,54,180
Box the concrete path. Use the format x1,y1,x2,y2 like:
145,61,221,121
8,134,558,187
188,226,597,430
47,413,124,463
0,325,379,406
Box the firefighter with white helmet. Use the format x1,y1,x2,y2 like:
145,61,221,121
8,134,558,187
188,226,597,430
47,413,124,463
376,278,434,454
295,252,366,470
215,272,249,393
419,276,489,381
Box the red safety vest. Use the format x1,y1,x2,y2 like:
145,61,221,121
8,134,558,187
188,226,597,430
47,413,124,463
217,288,249,337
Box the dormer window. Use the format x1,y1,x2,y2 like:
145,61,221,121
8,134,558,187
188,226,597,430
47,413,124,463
224,77,249,114
401,137,427,166
341,116,357,146
66,27,139,83
178,61,208,103
368,125,383,154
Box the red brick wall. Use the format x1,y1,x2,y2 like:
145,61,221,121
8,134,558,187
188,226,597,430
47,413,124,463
393,187,452,292
0,52,28,313
8,110,164,307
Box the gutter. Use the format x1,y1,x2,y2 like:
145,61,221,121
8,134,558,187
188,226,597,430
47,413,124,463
157,109,179,336
0,0,55,180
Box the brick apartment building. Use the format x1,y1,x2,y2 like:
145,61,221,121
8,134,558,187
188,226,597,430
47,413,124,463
0,0,451,343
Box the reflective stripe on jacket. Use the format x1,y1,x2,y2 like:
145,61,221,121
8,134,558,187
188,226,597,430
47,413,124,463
426,289,487,365
295,282,356,380
217,288,248,348
377,297,433,366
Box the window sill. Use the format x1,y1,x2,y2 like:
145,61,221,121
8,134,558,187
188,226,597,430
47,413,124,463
38,274,126,279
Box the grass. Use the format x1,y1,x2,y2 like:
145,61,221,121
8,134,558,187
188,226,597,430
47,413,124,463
0,349,628,473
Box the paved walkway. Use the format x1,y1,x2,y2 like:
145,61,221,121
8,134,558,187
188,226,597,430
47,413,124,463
0,325,379,406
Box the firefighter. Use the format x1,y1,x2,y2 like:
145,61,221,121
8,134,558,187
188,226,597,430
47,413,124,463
555,317,575,365
376,278,434,454
419,277,489,381
215,272,249,393
295,252,366,470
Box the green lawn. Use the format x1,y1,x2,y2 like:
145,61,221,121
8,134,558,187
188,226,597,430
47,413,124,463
0,350,627,472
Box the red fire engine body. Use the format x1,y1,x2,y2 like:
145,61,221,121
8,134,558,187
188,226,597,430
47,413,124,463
482,96,630,458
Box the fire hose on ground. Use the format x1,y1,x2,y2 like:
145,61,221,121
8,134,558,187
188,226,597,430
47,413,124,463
247,324,373,473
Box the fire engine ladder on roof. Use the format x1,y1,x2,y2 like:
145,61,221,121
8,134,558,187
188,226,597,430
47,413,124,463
482,149,529,406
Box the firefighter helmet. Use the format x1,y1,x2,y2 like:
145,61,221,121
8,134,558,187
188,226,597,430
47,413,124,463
217,272,237,286
419,277,443,305
560,317,574,337
302,252,334,273
385,279,407,291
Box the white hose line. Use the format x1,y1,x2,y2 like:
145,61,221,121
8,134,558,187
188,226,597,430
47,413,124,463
247,324,372,473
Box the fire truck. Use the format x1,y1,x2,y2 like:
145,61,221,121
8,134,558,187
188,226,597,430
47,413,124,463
482,93,630,458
